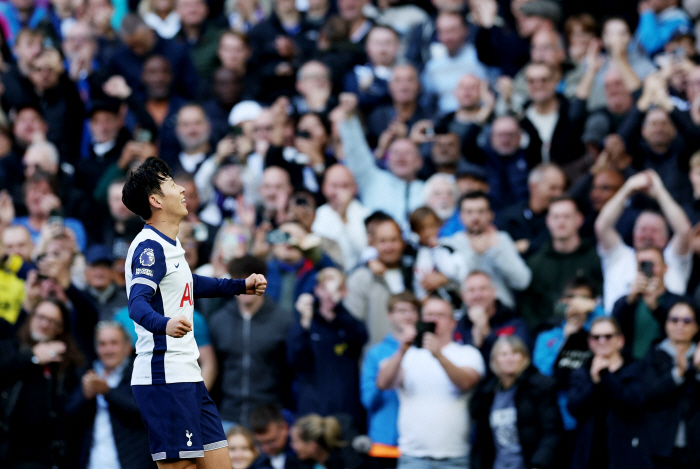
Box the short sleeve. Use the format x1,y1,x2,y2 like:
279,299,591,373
193,310,211,346
130,240,167,291
452,344,486,378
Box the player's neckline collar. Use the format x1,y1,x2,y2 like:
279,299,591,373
144,224,177,246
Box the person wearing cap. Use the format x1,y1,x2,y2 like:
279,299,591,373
84,244,129,321
472,0,560,78
635,0,691,56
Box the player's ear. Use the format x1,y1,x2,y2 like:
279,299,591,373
149,193,162,210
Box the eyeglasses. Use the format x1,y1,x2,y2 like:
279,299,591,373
667,316,696,325
33,314,62,328
590,333,618,342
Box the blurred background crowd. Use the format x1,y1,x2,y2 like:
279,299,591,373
2,0,700,467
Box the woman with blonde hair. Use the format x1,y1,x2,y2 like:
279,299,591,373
290,414,360,469
470,336,562,469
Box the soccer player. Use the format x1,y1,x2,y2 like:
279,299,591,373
122,157,267,469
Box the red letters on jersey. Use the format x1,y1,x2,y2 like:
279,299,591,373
180,282,193,307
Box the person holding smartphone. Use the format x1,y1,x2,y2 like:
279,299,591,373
376,297,485,469
611,247,685,360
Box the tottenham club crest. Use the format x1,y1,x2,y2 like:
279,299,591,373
140,248,156,267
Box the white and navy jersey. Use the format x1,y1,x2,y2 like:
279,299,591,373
126,225,246,385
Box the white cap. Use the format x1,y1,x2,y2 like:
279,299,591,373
228,100,263,126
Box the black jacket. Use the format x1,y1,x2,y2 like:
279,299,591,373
209,296,293,424
642,342,700,464
470,365,563,469
567,359,651,469
65,356,155,469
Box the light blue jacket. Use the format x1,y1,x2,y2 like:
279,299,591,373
635,7,691,55
360,334,400,445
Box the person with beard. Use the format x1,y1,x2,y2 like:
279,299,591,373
172,104,216,178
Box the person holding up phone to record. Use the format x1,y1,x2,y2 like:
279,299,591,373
611,246,686,360
376,297,485,469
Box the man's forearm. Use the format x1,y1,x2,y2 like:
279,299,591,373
377,346,408,390
436,351,480,391
192,274,246,298
595,185,630,250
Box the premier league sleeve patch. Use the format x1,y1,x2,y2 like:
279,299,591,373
140,248,156,267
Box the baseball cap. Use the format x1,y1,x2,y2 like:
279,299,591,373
228,101,263,127
85,244,114,266
520,0,562,25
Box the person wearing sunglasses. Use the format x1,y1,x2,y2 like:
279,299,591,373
643,301,700,469
567,317,651,469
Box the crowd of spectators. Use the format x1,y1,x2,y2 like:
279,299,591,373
3,0,700,468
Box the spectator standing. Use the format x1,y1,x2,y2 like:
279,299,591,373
377,297,485,469
83,244,129,321
249,403,304,469
288,268,368,426
470,336,562,469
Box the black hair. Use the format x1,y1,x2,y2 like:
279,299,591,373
458,190,491,209
561,275,597,298
363,210,393,230
122,157,172,220
228,254,267,278
249,403,286,433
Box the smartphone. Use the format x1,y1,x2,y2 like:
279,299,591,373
135,129,153,143
266,229,291,245
296,130,312,139
414,321,436,348
424,126,435,138
229,125,244,137
640,260,654,278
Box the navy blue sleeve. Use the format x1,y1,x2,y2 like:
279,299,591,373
128,284,170,334
192,274,246,299
128,240,169,334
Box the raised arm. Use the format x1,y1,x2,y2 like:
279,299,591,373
337,93,380,195
376,326,415,390
647,170,691,256
595,172,651,251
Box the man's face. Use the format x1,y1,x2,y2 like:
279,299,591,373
177,0,207,26
604,70,633,114
96,327,132,370
686,67,700,104
86,263,113,289
213,165,243,197
641,109,677,149
530,168,565,209
271,223,306,264
530,29,565,66
425,183,456,220
338,0,365,22
260,168,291,211
62,22,96,60
490,117,521,155
142,57,172,99
365,28,399,67
455,75,481,109
124,27,156,56
177,179,200,212
212,68,242,106
13,34,43,67
296,62,330,98
372,221,404,266
13,108,47,145
636,248,667,281
388,301,419,331
90,110,122,144
322,166,355,211
589,170,623,212
218,34,250,70
25,180,54,216
546,200,581,240
253,110,275,144
255,422,289,456
633,212,669,250
421,298,456,338
2,227,33,260
436,14,467,56
389,66,419,104
461,273,496,310
525,64,557,104
108,182,133,222
23,146,57,179
176,107,211,151
431,133,460,166
28,51,62,91
460,197,492,234
156,177,188,218
387,139,421,181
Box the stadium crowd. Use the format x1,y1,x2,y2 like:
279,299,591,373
2,0,700,467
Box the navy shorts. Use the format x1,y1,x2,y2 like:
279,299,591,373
132,381,228,461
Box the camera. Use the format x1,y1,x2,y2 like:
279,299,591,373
266,229,291,245
414,321,436,348
640,260,654,278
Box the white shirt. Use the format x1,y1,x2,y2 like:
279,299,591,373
87,359,128,469
312,201,370,272
525,106,559,163
126,225,202,384
397,343,485,458
179,152,207,174
599,240,692,313
142,11,181,39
